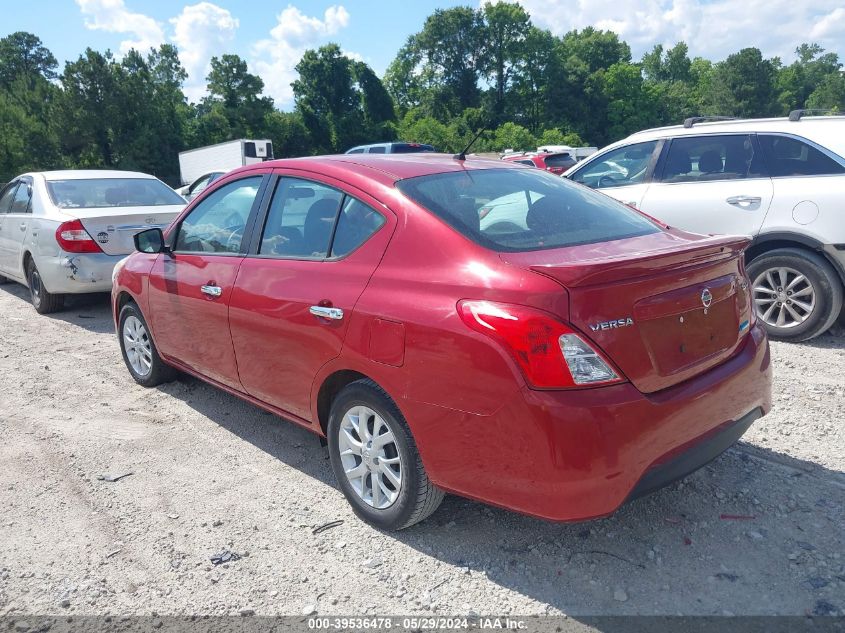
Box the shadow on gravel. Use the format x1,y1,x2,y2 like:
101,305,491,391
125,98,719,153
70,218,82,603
165,373,845,618
0,282,113,334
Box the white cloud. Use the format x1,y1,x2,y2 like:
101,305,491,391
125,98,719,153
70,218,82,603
170,3,239,102
76,0,165,55
500,0,845,63
251,5,353,108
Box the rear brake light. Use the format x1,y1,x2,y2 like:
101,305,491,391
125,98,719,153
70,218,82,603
457,300,624,389
56,219,102,253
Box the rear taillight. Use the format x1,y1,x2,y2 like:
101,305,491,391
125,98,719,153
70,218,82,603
457,300,624,389
56,219,102,253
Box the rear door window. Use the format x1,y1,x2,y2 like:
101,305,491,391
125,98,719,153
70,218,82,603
569,141,658,189
758,135,845,177
397,168,659,252
259,178,342,258
658,135,765,183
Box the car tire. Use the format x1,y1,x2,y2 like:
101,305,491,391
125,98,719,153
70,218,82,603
747,248,843,342
118,302,177,387
0,273,9,284
27,259,64,314
327,379,444,530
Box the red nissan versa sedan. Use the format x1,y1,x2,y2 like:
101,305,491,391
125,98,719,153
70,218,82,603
112,154,772,530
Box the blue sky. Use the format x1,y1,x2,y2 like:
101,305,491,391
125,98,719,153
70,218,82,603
5,1,845,109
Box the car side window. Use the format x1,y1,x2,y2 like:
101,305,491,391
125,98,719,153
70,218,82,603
189,175,212,196
9,181,32,213
174,176,262,253
368,146,386,154
570,141,657,189
659,135,763,183
331,197,386,257
758,135,845,177
0,182,19,213
515,159,535,166
259,178,342,259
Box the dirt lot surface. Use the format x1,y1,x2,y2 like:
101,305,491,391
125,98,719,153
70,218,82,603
1,282,843,619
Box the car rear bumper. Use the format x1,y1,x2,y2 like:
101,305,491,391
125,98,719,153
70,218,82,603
37,251,123,294
407,322,772,522
626,407,761,501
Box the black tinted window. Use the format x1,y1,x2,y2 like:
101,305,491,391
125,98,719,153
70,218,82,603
368,146,386,154
259,178,342,258
758,135,845,177
392,143,436,153
175,177,262,253
544,154,574,168
331,197,385,257
397,168,659,252
660,135,763,183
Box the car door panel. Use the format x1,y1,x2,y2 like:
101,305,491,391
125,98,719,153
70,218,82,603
639,134,774,237
146,174,267,390
229,173,394,420
0,181,21,273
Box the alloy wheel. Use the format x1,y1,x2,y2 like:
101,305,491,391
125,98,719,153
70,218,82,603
123,315,153,377
337,405,403,509
752,266,815,329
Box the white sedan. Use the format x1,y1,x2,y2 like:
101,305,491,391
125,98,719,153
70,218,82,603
0,170,185,313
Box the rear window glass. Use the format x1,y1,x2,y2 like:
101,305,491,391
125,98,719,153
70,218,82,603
47,178,184,209
396,168,659,252
758,135,845,177
392,143,436,154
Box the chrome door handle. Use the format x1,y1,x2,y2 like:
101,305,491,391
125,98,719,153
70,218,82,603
309,305,344,320
201,284,222,297
726,195,761,206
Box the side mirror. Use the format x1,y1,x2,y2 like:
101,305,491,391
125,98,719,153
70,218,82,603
134,227,167,254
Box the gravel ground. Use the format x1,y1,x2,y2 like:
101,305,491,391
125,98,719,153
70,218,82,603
0,282,843,619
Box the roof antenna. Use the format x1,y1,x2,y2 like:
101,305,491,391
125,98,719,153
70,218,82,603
454,128,485,161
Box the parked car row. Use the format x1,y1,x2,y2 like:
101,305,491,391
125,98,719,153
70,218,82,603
3,113,837,530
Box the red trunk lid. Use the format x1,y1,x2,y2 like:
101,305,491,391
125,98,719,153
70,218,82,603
500,231,754,393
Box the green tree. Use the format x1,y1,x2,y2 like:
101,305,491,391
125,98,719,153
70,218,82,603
481,2,530,118
388,7,485,119
491,121,535,151
199,54,274,141
263,110,312,157
702,48,778,117
0,31,57,91
293,44,390,152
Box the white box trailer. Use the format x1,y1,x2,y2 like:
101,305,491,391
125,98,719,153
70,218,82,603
177,139,274,185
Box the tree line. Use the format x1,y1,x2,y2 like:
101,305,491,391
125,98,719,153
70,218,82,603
2,3,844,185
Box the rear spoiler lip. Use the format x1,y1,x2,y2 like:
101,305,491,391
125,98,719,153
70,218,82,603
524,234,751,288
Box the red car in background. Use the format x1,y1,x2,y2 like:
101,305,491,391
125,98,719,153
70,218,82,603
113,154,771,531
503,151,577,174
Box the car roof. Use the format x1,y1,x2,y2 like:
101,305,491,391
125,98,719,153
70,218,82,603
237,153,525,183
626,116,845,141
585,115,845,165
36,170,159,181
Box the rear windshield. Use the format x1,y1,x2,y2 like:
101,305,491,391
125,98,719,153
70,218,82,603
47,178,185,209
392,143,436,153
396,168,659,252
